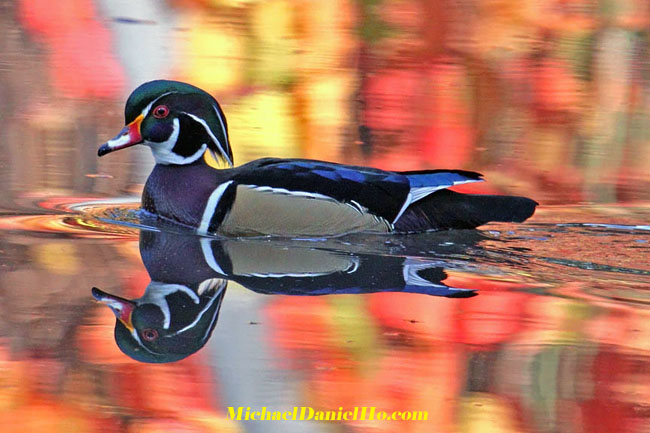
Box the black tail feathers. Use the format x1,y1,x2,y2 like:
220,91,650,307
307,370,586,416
394,189,538,232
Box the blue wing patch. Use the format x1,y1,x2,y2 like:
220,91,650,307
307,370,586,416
275,161,314,170
337,169,366,183
404,170,483,204
311,169,341,181
405,171,483,188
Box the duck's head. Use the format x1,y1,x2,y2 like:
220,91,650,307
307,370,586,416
91,279,227,363
98,80,233,166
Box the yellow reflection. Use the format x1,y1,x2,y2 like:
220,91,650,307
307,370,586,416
227,92,299,161
31,242,80,275
186,410,242,432
212,0,258,6
175,12,245,92
296,0,356,73
459,393,521,433
299,73,354,161
250,0,298,85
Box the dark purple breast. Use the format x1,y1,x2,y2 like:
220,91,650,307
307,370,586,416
142,163,221,228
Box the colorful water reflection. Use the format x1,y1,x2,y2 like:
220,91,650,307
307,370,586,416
0,204,647,432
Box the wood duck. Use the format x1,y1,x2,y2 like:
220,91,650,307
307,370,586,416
93,229,481,362
98,80,537,237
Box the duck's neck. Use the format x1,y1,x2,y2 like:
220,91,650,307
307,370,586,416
142,158,229,227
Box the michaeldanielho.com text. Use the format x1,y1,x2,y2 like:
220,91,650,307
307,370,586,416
228,406,428,421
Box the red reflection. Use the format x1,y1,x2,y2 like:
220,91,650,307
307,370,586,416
19,0,125,99
264,272,649,432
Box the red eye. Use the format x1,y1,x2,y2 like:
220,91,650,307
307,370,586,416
142,328,159,342
152,105,169,119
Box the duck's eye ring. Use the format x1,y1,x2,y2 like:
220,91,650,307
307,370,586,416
142,328,159,342
152,105,169,119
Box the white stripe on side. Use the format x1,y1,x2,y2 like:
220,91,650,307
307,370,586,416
393,179,484,224
244,271,331,278
410,179,480,203
348,200,365,215
392,192,412,224
247,185,336,201
200,238,226,274
183,112,233,167
198,181,234,234
402,258,446,286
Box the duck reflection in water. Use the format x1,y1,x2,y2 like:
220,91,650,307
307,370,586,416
93,229,482,363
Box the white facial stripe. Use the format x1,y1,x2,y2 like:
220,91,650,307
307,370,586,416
212,104,232,163
146,118,208,165
141,282,200,330
198,181,234,234
141,91,177,118
183,112,233,167
150,141,207,165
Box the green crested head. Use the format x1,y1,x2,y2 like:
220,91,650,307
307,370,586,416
98,80,233,167
124,80,208,123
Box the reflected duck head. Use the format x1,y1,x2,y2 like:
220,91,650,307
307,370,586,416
92,278,226,363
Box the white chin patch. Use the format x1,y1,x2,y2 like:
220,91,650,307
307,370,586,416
147,118,207,165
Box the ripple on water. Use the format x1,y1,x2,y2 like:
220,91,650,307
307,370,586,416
0,198,648,306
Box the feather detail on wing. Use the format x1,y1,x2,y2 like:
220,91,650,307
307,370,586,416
392,170,484,224
231,159,412,222
217,185,393,237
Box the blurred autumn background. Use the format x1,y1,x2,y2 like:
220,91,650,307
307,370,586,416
0,0,649,432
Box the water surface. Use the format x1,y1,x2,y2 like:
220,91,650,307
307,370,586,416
1,199,648,432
